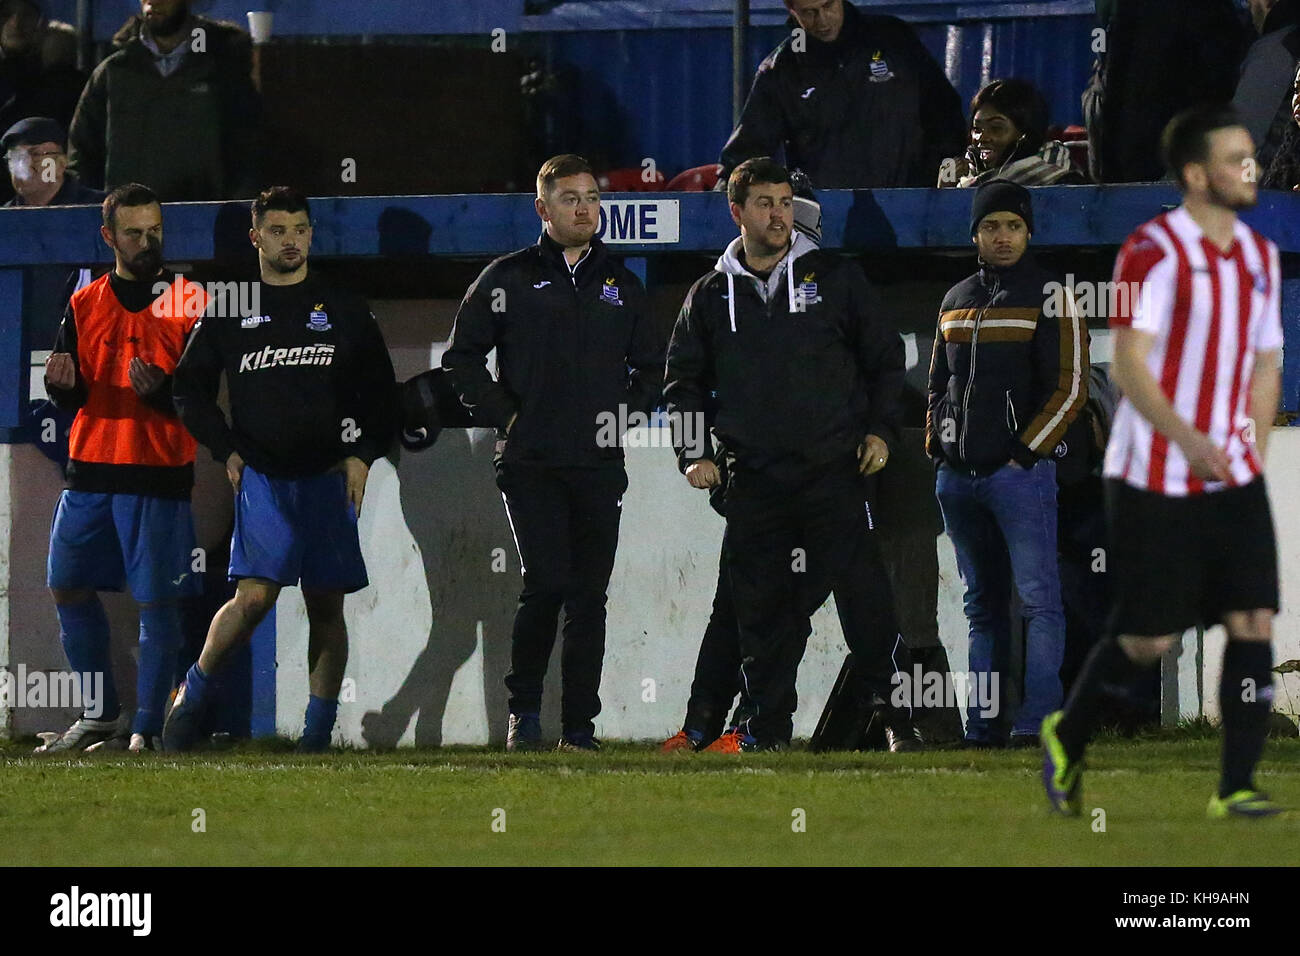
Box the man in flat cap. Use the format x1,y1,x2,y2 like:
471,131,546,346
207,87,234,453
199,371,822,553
3,115,104,206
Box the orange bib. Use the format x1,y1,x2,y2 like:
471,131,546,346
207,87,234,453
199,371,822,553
67,274,202,467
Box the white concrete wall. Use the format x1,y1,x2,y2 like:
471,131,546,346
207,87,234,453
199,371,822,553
4,426,1295,745
1,309,1292,743
273,432,864,745
265,427,1300,746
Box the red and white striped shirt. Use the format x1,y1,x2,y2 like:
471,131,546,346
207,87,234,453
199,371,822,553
1103,207,1283,496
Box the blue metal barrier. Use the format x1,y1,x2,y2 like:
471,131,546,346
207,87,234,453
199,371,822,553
3,185,1298,419
39,0,1096,40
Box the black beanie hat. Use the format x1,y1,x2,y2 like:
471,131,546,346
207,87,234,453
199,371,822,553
969,179,1033,236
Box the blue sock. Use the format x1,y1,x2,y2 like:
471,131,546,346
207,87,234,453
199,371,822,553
183,661,211,709
55,597,119,722
302,694,338,748
134,604,182,737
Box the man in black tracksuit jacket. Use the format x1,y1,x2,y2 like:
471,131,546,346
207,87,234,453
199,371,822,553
664,158,911,750
718,0,965,188
442,154,664,752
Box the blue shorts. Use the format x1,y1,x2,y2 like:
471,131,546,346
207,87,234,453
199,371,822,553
230,465,368,593
47,491,202,603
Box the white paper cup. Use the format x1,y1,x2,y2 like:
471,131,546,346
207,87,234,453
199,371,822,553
246,11,273,45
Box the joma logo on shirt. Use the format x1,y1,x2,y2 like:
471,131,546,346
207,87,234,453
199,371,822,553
239,344,335,372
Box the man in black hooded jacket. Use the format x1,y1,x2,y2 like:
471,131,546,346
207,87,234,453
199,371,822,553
665,158,910,751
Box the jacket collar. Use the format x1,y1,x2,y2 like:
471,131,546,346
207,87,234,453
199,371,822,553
6,176,85,207
977,248,1036,287
715,231,817,282
537,229,605,281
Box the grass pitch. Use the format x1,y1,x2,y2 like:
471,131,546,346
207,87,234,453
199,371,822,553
2,735,1297,866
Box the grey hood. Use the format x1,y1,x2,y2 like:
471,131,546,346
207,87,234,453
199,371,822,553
713,231,820,332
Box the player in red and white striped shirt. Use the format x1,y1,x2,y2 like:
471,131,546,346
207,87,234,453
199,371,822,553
1103,194,1282,495
1042,106,1287,820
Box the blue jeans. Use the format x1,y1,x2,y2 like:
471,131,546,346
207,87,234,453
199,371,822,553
936,459,1065,739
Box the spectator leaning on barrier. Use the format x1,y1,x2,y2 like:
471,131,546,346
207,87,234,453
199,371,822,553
441,154,664,753
1233,0,1300,175
166,186,398,754
67,0,261,201
926,180,1089,748
3,116,103,206
35,183,205,755
664,157,909,752
718,0,965,188
938,78,1083,188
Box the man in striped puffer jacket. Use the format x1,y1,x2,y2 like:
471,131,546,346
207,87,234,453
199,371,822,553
925,180,1090,748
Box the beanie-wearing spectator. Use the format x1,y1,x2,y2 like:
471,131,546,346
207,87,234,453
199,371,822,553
938,79,1084,187
3,115,102,206
1234,0,1300,174
927,181,1089,746
68,0,261,200
1083,0,1249,182
719,0,965,188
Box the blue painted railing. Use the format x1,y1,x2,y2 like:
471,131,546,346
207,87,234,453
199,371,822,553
3,185,1298,422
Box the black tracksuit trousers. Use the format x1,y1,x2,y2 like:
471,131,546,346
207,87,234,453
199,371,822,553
496,461,628,737
719,456,913,746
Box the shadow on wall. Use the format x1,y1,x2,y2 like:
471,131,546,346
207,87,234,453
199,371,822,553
359,428,521,747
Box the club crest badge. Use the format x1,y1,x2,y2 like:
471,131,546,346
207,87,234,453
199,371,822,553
868,50,895,83
307,303,331,331
797,272,821,306
601,277,623,306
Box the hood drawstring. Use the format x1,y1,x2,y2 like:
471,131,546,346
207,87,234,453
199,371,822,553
713,232,817,333
726,273,736,332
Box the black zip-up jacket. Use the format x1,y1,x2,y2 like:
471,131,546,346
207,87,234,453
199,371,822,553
664,233,903,483
442,232,664,467
718,1,965,188
926,252,1089,475
172,272,398,479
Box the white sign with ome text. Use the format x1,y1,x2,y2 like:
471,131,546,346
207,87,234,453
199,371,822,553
597,199,680,244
